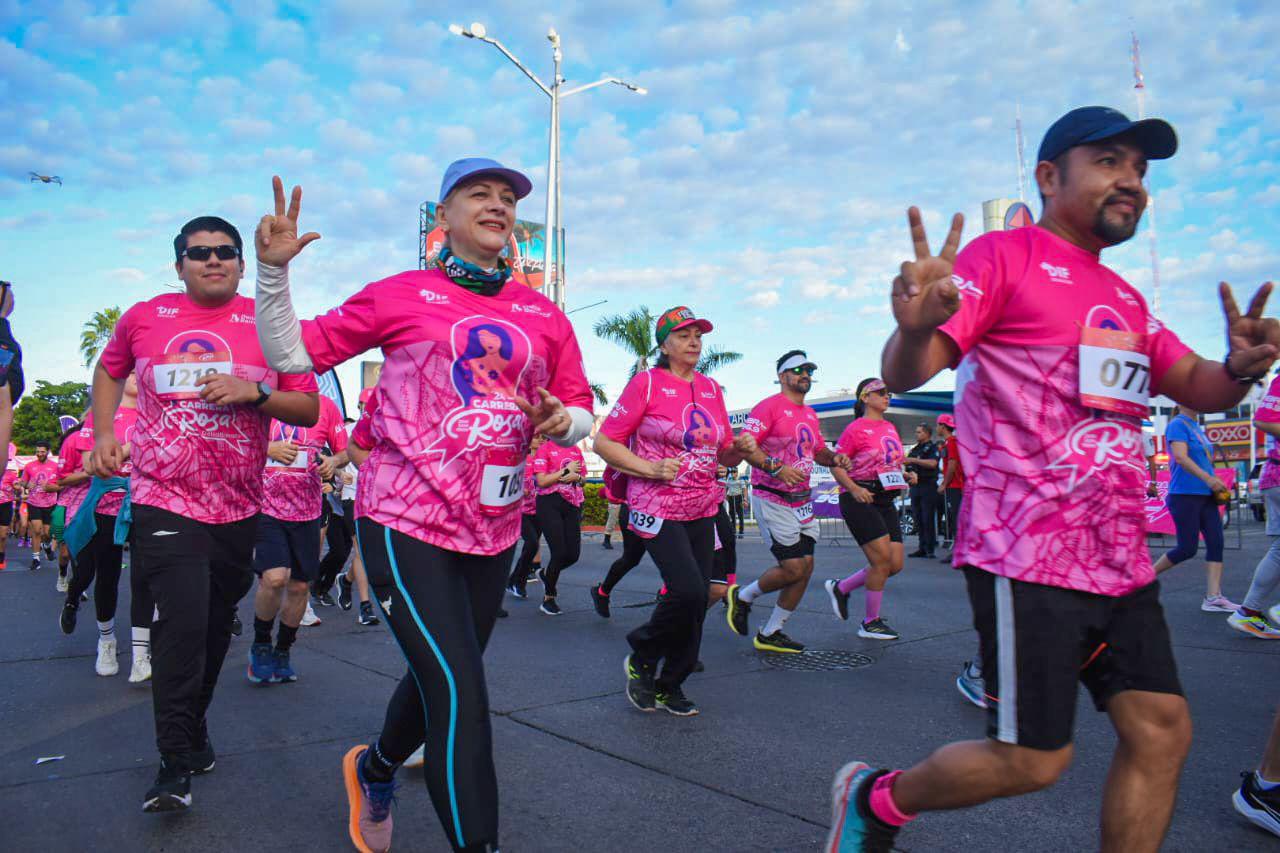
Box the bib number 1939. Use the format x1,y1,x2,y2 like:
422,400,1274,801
628,509,664,536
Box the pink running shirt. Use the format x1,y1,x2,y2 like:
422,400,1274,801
835,418,907,490
1256,375,1280,491
56,430,90,517
742,393,827,507
80,407,139,517
299,268,593,556
262,394,349,522
22,458,60,508
520,449,540,516
599,368,734,535
938,225,1191,596
533,441,586,507
0,467,18,504
99,292,318,524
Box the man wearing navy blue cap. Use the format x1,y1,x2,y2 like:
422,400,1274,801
827,106,1280,852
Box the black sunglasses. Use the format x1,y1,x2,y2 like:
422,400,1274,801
786,366,816,376
182,245,241,262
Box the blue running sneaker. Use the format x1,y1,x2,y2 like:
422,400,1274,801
247,643,274,684
271,648,297,683
956,660,988,709
825,761,900,853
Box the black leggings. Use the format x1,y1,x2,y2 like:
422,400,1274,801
728,494,745,534
66,512,133,623
317,499,355,592
536,493,581,597
356,519,510,853
600,506,648,593
507,513,542,590
713,504,736,581
626,516,714,692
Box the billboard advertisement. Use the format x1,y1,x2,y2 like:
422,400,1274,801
419,201,553,290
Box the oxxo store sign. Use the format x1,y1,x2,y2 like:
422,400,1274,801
1202,419,1264,462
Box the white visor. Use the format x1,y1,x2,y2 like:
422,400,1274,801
777,354,817,374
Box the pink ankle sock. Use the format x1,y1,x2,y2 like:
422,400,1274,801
868,770,915,827
726,572,737,586
838,568,868,595
864,589,882,622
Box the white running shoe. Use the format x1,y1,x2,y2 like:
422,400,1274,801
95,637,119,676
301,602,321,627
129,654,152,683
1202,594,1239,613
1227,612,1280,639
403,745,425,769
56,573,68,593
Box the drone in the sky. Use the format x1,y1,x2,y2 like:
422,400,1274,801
29,172,62,185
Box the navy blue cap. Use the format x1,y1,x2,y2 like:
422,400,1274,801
1037,106,1177,164
439,157,533,203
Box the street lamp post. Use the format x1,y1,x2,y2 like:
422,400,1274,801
449,22,646,311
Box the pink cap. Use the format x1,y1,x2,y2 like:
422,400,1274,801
937,414,956,429
359,388,374,405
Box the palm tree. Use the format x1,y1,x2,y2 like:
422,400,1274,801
589,383,610,407
80,307,122,368
594,305,742,381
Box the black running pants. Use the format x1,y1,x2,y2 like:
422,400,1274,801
536,493,581,597
601,506,647,593
356,518,509,853
626,516,714,692
66,512,125,623
728,493,745,534
318,499,356,592
132,505,255,755
507,513,542,590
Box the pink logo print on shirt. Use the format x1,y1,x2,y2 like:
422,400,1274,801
424,316,532,470
1046,417,1146,491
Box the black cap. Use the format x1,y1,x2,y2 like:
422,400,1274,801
1038,106,1177,164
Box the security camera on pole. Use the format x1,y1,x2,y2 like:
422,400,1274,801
449,22,646,311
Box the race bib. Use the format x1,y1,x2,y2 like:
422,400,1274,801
628,508,664,536
878,470,908,490
266,449,309,470
793,502,814,525
1079,327,1150,418
480,458,524,517
153,352,234,400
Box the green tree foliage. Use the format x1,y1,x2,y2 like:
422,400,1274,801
593,305,742,379
12,380,90,453
80,306,122,368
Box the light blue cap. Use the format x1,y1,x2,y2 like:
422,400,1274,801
439,157,532,202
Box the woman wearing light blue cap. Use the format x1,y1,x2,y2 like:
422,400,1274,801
253,159,595,853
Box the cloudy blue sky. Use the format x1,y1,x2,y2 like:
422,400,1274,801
1,0,1276,412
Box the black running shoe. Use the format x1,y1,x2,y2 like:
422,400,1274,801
315,591,336,608
907,549,927,558
602,538,613,550
359,601,380,626
338,576,353,610
1233,770,1280,839
540,597,561,616
189,724,216,775
59,601,77,635
624,654,656,712
143,755,192,812
528,565,542,583
507,583,527,600
655,686,699,716
497,607,509,618
824,579,850,621
590,584,611,619
858,618,900,641
725,584,750,636
753,629,805,653
693,660,705,673
30,555,40,570
230,614,242,637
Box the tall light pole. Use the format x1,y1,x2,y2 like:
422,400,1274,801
449,22,646,311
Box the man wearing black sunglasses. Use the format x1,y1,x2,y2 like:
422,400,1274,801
726,350,850,653
0,281,24,473
87,215,319,813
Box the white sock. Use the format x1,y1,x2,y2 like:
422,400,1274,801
738,581,764,604
132,626,151,657
762,605,794,636
97,619,115,640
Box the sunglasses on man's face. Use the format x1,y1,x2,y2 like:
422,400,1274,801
787,366,816,376
182,245,241,262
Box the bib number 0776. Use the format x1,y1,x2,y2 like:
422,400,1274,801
1097,357,1149,397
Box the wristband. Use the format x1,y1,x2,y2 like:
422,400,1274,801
1224,354,1267,386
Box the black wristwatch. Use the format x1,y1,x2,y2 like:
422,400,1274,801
253,381,273,407
1224,354,1267,386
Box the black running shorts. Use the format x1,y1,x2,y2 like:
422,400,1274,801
837,492,902,546
27,504,52,525
0,501,12,526
964,566,1183,752
253,513,322,582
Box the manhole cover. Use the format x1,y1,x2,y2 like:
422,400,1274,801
758,649,874,671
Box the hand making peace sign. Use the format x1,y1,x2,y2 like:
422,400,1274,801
1220,281,1280,379
255,176,322,267
891,207,965,335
